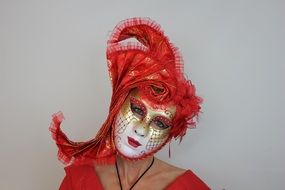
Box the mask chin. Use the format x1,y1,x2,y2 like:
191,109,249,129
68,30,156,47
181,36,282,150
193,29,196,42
113,116,171,160
114,138,169,160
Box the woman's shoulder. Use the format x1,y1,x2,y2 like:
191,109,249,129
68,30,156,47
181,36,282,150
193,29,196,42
154,158,186,178
166,170,211,190
155,158,210,190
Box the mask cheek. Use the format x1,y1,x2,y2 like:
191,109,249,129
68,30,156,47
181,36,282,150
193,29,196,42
144,128,169,153
113,111,170,158
114,110,135,134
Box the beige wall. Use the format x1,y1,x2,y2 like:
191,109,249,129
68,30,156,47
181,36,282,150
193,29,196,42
0,0,284,189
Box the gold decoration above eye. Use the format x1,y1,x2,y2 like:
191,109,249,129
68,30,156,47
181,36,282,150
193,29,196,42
165,110,174,119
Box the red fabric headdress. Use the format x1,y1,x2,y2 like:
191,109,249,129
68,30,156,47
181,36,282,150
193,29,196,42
50,18,202,165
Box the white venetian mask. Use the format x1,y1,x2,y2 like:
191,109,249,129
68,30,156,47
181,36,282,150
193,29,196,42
113,90,176,159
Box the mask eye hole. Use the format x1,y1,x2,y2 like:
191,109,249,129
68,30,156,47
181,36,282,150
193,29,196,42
130,97,146,119
151,116,172,130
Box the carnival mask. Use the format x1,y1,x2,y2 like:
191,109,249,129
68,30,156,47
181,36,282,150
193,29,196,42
113,90,176,159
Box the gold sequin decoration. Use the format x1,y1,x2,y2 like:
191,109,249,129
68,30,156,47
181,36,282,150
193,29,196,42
146,128,168,150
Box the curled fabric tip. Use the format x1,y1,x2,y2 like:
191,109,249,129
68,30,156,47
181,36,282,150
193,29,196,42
49,111,73,164
49,111,117,165
107,17,184,78
49,111,65,142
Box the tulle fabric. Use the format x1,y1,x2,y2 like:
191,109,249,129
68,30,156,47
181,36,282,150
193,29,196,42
50,17,202,165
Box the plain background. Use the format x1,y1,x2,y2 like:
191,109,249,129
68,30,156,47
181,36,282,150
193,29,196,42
1,0,284,189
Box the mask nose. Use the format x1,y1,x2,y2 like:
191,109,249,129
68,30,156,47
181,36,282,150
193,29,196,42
134,115,152,137
134,123,149,137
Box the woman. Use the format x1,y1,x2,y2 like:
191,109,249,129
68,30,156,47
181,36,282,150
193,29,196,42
50,17,210,190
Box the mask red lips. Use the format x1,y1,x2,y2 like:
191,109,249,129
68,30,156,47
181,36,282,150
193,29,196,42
127,136,142,148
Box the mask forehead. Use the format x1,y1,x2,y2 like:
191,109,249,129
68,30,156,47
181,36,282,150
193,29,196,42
130,89,176,121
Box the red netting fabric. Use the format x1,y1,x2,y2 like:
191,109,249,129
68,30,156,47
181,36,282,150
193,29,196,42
49,17,202,165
